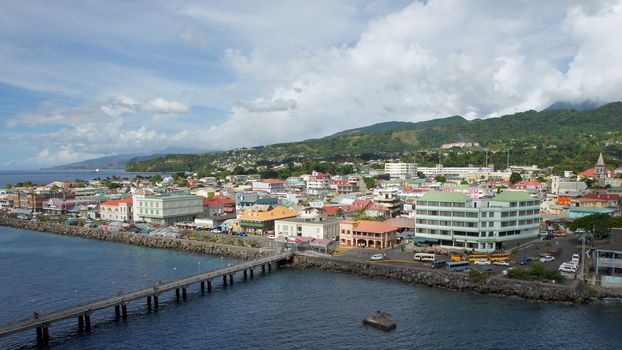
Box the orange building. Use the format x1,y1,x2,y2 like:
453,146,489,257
339,220,397,249
557,196,571,205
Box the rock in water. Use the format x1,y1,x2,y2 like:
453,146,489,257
363,311,396,331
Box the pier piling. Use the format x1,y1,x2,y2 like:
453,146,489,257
176,288,180,301
207,279,212,292
147,296,152,310
121,304,128,320
78,315,84,331
84,314,91,333
115,305,121,320
153,295,159,310
229,274,233,284
182,287,187,301
200,281,205,294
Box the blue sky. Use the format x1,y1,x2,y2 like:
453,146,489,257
1,0,621,169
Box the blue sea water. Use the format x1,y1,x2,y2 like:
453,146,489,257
1,226,621,349
0,170,170,188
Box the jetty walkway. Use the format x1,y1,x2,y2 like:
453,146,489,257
0,252,292,346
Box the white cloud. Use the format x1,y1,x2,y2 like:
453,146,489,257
139,97,191,114
237,98,297,113
2,0,622,168
197,0,622,150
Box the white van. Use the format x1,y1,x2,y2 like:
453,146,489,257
414,253,436,262
559,264,577,273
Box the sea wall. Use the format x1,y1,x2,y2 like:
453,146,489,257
0,215,265,260
291,255,595,303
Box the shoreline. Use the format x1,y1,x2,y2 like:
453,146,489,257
0,215,266,260
289,256,622,304
3,215,622,304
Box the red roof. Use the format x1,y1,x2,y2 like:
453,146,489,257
331,180,349,185
341,220,398,233
322,205,352,215
352,199,372,209
367,203,389,212
585,193,620,201
313,172,330,179
203,195,235,207
580,168,615,177
101,198,133,206
263,179,285,184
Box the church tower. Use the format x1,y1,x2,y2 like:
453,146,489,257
595,153,606,185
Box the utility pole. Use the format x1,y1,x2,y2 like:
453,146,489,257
506,149,510,171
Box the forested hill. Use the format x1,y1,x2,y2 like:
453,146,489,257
126,102,622,173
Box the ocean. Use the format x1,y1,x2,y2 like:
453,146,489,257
1,226,621,349
0,170,170,188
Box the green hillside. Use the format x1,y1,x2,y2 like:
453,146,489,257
127,102,622,174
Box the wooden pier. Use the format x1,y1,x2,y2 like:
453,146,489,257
0,252,292,346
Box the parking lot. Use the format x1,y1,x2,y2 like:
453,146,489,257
334,234,583,284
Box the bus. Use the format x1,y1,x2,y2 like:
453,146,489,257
451,255,468,262
446,261,471,272
489,253,509,262
414,253,436,262
468,254,489,263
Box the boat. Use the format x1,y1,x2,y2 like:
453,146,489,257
362,311,396,331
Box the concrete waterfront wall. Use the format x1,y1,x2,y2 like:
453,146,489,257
0,215,265,260
291,255,598,303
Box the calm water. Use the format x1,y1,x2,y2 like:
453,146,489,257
1,227,621,349
0,170,170,187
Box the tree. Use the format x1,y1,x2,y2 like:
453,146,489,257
460,180,468,185
434,175,446,183
3,184,12,189
417,171,426,179
150,175,163,183
364,177,376,189
570,213,622,239
509,172,523,184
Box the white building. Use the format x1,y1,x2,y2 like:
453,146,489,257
306,172,332,196
133,192,203,226
252,179,285,193
384,162,417,179
417,164,495,177
441,141,480,149
274,217,342,240
550,176,587,196
100,197,133,222
415,190,540,253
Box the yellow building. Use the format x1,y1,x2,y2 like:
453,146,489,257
239,206,297,234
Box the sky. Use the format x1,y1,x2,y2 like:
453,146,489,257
1,0,622,169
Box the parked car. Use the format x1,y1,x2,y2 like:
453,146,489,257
431,260,447,269
479,267,494,274
539,256,555,263
502,268,514,276
474,259,491,265
211,228,222,234
370,254,386,261
519,258,534,265
267,234,276,239
559,264,577,273
237,233,248,237
493,261,510,266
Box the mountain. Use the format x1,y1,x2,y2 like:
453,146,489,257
48,148,217,170
126,102,622,173
45,153,147,170
544,100,604,111
332,116,466,136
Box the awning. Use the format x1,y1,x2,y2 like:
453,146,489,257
414,237,439,243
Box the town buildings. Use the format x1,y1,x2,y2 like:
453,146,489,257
274,217,341,240
239,206,297,234
414,190,540,253
339,220,398,249
132,192,203,225
100,198,133,222
384,162,417,179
